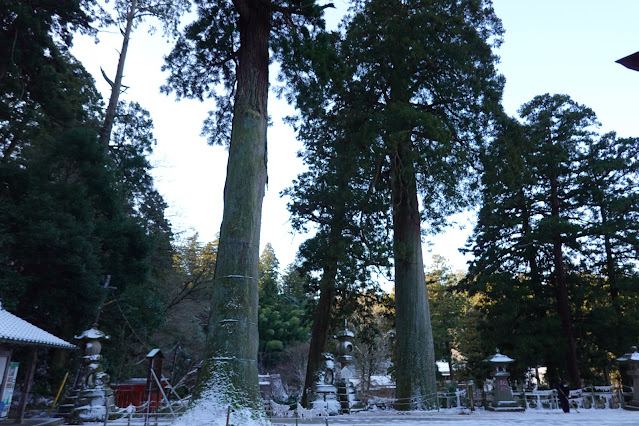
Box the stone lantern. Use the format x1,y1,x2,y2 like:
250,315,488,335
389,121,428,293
309,321,361,414
310,353,340,415
63,324,113,422
335,323,355,373
617,345,639,410
75,325,109,390
335,321,359,413
485,349,523,412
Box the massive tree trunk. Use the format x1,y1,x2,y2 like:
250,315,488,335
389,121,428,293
99,0,137,149
300,196,347,407
550,168,581,388
190,1,270,417
390,139,437,409
300,255,338,407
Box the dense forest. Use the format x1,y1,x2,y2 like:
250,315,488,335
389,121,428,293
1,0,639,422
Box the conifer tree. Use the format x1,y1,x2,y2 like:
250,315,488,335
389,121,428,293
281,0,503,407
162,0,331,417
519,94,599,387
465,95,639,387
464,114,560,382
1,0,174,385
279,26,392,402
343,0,503,406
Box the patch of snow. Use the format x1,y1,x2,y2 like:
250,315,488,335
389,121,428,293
170,374,268,426
0,307,76,348
170,392,268,426
75,327,109,340
269,408,639,425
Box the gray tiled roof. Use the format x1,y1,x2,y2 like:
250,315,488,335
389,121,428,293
0,306,76,349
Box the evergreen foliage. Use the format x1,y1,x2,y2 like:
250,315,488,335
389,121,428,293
465,94,639,387
0,0,99,161
425,256,467,377
0,0,173,388
280,0,504,407
257,244,309,369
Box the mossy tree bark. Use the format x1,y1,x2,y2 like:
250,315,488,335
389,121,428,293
195,2,270,413
390,138,437,409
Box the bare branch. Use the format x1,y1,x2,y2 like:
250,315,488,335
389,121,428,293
100,67,115,88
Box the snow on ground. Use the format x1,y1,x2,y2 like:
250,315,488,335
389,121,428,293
265,408,639,425
84,407,639,425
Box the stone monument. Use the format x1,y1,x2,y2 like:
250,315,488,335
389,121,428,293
335,320,360,413
309,320,361,414
310,353,340,415
62,325,114,422
485,349,524,412
617,345,639,410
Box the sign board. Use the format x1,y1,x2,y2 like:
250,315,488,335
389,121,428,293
1,362,19,418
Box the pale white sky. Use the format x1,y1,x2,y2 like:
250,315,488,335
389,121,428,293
72,0,639,276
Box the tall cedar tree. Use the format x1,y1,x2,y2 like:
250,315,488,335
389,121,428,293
519,94,599,387
162,0,331,417
281,0,503,407
464,115,560,379
282,89,391,406
576,132,639,373
279,25,392,404
465,95,639,386
97,101,174,382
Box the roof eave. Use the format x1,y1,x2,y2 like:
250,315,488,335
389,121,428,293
0,338,77,350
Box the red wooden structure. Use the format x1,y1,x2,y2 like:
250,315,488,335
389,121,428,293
115,348,168,411
114,377,169,410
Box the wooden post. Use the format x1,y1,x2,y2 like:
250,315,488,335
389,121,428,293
48,371,69,416
16,347,37,424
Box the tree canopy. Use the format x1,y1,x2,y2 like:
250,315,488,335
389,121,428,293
280,0,504,407
465,94,639,387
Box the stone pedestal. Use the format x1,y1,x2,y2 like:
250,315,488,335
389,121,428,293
310,353,340,415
